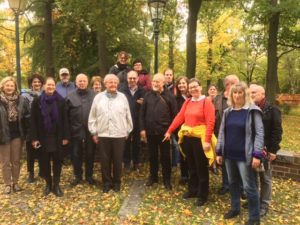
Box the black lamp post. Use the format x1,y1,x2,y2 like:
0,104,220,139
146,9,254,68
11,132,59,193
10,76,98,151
8,0,26,90
148,0,167,74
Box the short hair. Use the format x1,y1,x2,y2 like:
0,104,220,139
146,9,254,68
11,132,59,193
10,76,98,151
223,74,239,87
44,76,56,85
163,68,174,75
0,76,18,94
27,74,45,88
189,78,201,86
127,70,138,77
117,51,129,59
104,74,119,84
153,73,165,82
227,81,252,107
175,76,189,96
75,73,88,82
91,76,103,87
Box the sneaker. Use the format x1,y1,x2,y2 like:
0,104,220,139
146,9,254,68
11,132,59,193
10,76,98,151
3,185,11,195
244,219,260,225
224,210,240,219
218,187,229,195
13,183,22,192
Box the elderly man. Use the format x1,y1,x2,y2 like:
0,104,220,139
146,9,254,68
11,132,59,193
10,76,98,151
140,73,178,190
66,74,96,186
56,68,75,98
213,74,240,195
119,70,146,172
88,74,133,193
249,84,282,217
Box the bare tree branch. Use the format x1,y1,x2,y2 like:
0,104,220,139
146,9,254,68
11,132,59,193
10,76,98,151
278,48,297,59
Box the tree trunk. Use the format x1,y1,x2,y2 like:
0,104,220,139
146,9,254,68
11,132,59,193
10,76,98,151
186,0,202,78
97,30,110,75
265,0,280,103
44,0,55,77
168,25,175,70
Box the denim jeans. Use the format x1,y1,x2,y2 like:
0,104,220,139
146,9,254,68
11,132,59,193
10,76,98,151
225,159,260,221
257,163,272,209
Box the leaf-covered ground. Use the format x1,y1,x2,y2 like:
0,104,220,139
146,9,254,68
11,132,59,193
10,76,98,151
281,115,300,153
0,163,299,224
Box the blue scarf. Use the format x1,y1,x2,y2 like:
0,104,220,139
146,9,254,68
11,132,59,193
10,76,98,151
40,91,63,132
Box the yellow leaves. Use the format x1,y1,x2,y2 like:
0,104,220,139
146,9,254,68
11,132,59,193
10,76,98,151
182,209,193,216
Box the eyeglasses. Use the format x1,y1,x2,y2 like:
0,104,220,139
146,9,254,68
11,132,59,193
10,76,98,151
189,85,199,90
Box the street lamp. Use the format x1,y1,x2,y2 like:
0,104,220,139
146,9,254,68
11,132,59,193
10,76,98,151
148,0,167,74
8,0,27,90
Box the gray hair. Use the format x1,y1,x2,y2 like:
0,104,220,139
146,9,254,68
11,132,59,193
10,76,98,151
103,74,119,84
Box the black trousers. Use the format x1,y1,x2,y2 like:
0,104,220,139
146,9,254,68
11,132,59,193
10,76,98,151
41,151,62,184
147,134,171,181
26,141,42,175
98,137,126,187
182,136,209,201
123,128,141,166
72,137,95,180
179,146,189,178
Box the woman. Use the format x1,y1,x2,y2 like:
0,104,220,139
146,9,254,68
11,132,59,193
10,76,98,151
215,82,264,225
91,76,103,93
0,76,30,194
164,78,216,206
22,74,44,183
30,77,70,197
207,84,218,100
174,76,190,185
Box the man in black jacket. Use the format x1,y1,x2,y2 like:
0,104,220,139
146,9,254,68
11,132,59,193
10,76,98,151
120,70,146,172
250,84,283,217
66,74,96,186
140,73,178,190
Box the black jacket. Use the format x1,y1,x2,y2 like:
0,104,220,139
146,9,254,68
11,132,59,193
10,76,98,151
65,89,95,139
30,94,70,158
140,88,178,135
0,95,30,144
119,85,146,131
261,101,282,154
213,93,228,137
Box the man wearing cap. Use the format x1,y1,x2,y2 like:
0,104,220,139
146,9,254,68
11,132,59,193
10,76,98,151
56,68,76,98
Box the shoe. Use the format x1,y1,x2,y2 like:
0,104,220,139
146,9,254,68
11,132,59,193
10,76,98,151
113,184,121,192
53,185,63,197
218,187,229,195
44,184,51,196
27,173,35,183
259,207,268,217
13,184,22,192
182,192,197,199
224,210,240,219
241,190,247,200
145,178,158,187
86,178,96,185
163,181,172,190
3,185,11,195
195,199,207,207
70,178,82,187
242,201,248,209
245,219,260,225
103,185,111,193
179,177,188,185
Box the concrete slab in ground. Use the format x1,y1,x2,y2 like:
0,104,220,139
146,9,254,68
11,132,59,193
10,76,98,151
118,180,145,220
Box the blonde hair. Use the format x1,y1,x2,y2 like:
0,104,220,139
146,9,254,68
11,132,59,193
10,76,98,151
227,81,252,107
0,76,19,94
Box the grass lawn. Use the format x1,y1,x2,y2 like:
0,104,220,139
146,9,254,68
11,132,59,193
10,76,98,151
281,114,300,153
1,164,300,224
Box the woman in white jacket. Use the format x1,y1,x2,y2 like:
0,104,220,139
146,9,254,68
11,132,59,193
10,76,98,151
88,74,132,193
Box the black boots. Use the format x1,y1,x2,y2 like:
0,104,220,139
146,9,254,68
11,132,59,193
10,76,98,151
44,177,63,197
44,177,52,196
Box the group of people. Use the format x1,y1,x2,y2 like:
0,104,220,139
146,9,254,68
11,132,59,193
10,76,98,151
0,51,282,225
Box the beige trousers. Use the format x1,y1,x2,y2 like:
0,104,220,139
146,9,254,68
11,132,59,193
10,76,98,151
0,138,22,185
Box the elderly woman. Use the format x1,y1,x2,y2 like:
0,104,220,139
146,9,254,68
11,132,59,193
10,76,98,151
216,82,264,225
22,74,44,183
0,76,30,194
164,78,216,206
30,77,70,197
91,76,103,93
89,74,133,193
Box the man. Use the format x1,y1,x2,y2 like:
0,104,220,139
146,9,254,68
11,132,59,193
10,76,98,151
66,74,96,186
88,74,133,193
132,59,152,91
249,84,283,217
164,68,177,95
109,51,131,90
140,73,178,190
119,70,146,172
213,74,240,195
56,68,76,98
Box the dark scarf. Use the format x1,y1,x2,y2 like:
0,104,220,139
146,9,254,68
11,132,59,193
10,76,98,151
117,62,128,71
257,98,266,110
40,91,63,132
0,92,19,122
